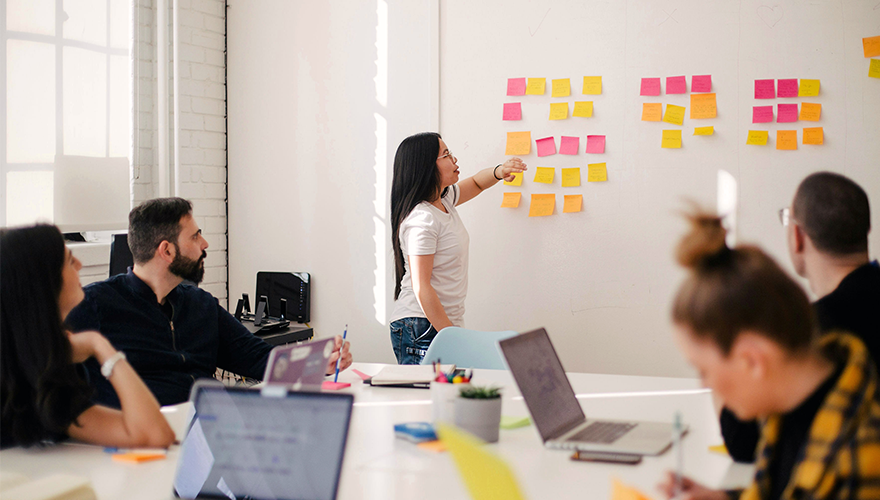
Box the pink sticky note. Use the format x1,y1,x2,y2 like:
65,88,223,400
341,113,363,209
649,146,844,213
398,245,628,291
753,106,774,123
322,381,351,390
777,103,798,123
507,78,526,96
536,137,557,157
351,369,371,381
755,79,775,99
502,102,522,121
640,77,661,96
586,135,606,154
666,76,687,94
777,79,798,98
692,75,712,92
559,136,580,155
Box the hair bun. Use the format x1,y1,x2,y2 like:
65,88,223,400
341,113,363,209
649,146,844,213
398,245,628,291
676,210,729,269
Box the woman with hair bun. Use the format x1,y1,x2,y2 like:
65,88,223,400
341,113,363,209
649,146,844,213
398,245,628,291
657,211,880,500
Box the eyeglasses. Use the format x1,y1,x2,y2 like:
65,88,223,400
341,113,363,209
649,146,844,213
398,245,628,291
437,150,457,162
778,207,792,226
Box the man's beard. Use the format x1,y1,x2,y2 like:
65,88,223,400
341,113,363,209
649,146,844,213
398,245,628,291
169,246,207,284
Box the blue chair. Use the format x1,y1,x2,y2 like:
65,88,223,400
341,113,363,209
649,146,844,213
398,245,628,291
420,327,519,370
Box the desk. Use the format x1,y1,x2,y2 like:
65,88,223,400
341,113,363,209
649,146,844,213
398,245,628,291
0,363,753,499
259,324,314,346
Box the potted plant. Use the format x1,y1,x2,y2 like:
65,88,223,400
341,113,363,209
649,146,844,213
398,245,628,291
454,386,502,443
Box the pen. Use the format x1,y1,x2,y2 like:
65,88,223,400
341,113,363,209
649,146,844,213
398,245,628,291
333,324,347,383
673,412,683,498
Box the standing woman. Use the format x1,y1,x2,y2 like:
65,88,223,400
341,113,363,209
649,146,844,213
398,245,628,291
389,132,526,364
1,225,175,448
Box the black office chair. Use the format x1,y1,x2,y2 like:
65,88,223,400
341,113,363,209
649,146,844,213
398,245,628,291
109,233,134,277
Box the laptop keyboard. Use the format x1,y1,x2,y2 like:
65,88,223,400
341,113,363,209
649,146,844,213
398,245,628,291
567,421,638,444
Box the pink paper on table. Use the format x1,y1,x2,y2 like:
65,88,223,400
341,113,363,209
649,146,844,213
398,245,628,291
752,106,774,123
777,104,798,123
666,76,687,94
559,136,580,155
586,135,606,154
692,75,712,92
322,381,351,390
777,79,798,97
755,79,775,99
351,369,371,381
507,78,526,96
536,136,557,157
502,102,522,121
640,78,661,96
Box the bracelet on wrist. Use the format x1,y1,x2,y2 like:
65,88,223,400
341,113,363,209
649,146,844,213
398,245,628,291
101,351,126,379
493,164,503,180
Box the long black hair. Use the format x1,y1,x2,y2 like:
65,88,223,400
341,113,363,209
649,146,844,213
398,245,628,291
1,224,93,447
390,132,447,300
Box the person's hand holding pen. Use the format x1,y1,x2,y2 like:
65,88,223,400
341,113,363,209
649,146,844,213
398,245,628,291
497,157,527,182
656,472,727,500
325,334,353,376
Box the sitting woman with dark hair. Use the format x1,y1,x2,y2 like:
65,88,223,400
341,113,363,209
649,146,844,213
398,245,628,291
1,225,175,449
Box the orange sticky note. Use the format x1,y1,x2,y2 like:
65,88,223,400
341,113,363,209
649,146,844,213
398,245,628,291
746,130,769,145
799,102,821,121
528,194,555,217
690,93,717,119
505,132,531,155
526,78,546,95
803,127,824,145
776,130,797,150
587,162,607,182
417,440,447,453
798,79,820,97
611,478,653,500
572,101,594,117
549,102,569,120
551,78,571,97
641,103,662,122
500,192,522,208
503,172,523,186
661,130,682,149
870,59,880,79
563,195,582,213
863,36,880,58
663,104,686,126
112,452,167,463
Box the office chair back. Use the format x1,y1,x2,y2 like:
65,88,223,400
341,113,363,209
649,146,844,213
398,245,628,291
421,327,519,370
109,233,133,277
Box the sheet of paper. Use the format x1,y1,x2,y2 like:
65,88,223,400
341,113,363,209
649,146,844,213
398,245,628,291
755,79,775,99
559,136,580,155
752,105,774,123
746,130,769,145
505,131,531,155
526,78,546,95
500,192,522,208
582,76,602,95
173,419,215,499
776,130,797,150
663,104,685,126
777,79,798,97
691,74,712,92
561,167,580,187
870,59,880,79
586,135,606,154
777,103,798,123
436,424,526,500
536,137,557,157
573,101,594,117
549,102,569,120
798,79,820,97
587,162,607,182
693,126,714,136
863,35,880,58
533,167,555,184
563,194,583,213
661,129,682,149
666,75,687,94
641,103,662,121
640,77,661,96
507,78,526,96
552,78,571,97
690,93,717,119
799,102,821,121
503,172,523,186
502,102,522,121
528,194,555,217
803,127,824,145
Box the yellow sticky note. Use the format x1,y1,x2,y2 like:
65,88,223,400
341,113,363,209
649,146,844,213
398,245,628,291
552,78,571,97
549,102,569,120
870,59,880,79
112,452,167,463
694,126,714,136
500,192,522,208
799,79,820,97
505,132,531,155
611,478,653,500
582,76,602,95
803,127,824,145
863,36,880,58
663,104,685,126
533,167,555,184
587,162,607,182
561,167,581,187
746,130,769,145
661,130,682,149
528,194,555,217
708,444,729,456
503,172,523,186
526,78,546,95
641,103,662,122
690,93,717,119
777,130,797,150
799,102,821,121
573,101,594,117
437,424,526,500
563,195,583,213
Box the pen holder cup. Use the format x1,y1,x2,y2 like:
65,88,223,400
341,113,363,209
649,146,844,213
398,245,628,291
454,396,503,443
431,382,471,425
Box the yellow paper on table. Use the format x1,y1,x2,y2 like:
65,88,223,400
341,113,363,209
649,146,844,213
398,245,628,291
803,127,824,145
526,78,546,95
552,78,571,97
499,416,531,429
708,444,729,455
799,102,821,121
661,130,682,149
694,126,714,136
437,424,526,500
500,192,522,208
611,478,654,500
505,132,531,155
561,167,581,187
641,103,662,122
503,171,523,186
798,79,820,97
528,194,555,217
573,101,594,117
587,163,607,182
533,167,555,184
549,102,569,120
870,59,880,79
690,93,717,119
746,130,769,145
563,195,583,213
582,76,602,95
777,130,797,150
663,104,685,126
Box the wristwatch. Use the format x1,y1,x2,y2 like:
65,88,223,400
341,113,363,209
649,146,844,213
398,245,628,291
101,351,126,378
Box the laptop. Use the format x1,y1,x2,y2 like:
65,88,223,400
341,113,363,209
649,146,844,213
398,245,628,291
263,337,335,390
173,381,353,500
498,328,682,456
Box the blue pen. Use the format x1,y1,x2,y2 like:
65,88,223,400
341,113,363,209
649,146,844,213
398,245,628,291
333,324,348,383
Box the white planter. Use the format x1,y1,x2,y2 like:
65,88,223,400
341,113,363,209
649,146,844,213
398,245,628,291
431,382,471,424
454,396,502,443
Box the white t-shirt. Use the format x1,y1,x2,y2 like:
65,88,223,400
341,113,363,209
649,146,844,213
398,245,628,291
390,185,470,327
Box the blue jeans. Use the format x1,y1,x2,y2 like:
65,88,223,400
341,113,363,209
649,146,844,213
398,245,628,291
390,317,438,365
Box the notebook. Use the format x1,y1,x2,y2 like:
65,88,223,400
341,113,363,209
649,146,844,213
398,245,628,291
263,337,335,389
367,364,454,388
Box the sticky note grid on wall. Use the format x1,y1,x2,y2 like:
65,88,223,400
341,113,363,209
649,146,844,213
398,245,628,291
638,73,718,147
747,77,826,148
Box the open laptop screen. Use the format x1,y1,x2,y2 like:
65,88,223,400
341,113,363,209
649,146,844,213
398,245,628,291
174,385,353,500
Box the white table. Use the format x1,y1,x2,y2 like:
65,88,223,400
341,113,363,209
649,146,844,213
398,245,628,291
0,363,754,499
